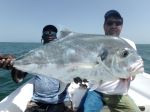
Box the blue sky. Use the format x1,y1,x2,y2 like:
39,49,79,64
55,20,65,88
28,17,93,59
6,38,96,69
0,0,149,44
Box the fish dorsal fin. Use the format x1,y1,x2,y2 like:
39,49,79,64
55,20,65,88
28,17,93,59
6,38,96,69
57,26,74,38
59,30,73,38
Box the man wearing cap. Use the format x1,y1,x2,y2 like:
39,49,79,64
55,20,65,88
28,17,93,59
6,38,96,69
25,25,74,112
0,25,72,112
79,10,140,112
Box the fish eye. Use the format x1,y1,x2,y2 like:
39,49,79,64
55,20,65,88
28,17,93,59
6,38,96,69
120,48,129,58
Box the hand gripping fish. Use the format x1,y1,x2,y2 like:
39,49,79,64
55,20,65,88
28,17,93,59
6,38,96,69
13,31,144,83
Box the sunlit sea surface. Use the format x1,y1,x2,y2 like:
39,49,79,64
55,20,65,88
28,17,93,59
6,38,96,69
0,42,150,101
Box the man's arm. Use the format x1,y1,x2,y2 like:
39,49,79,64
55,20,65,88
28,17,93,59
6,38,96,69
0,54,27,83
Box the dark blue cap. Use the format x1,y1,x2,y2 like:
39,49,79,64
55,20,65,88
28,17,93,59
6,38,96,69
43,25,58,33
105,10,123,20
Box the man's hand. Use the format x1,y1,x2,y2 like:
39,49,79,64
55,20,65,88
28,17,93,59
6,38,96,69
0,54,15,70
0,54,28,83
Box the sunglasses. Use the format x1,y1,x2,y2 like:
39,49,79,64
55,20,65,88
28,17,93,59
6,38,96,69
42,31,57,40
43,31,57,37
106,21,122,26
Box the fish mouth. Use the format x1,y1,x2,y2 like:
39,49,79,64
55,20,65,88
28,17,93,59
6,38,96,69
129,59,144,74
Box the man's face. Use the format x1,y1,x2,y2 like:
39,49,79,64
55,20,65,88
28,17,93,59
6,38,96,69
42,31,57,44
104,17,123,37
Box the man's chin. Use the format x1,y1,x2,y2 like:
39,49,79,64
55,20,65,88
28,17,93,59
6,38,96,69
109,32,119,37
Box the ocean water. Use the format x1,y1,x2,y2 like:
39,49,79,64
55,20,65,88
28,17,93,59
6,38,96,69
0,42,150,101
0,42,41,100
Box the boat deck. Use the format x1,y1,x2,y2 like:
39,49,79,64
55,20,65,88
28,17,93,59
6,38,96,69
0,73,150,112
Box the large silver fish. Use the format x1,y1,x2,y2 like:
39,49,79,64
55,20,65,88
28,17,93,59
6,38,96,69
13,31,144,83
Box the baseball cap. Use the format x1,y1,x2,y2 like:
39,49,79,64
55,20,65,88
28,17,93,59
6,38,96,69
43,25,58,33
105,10,123,21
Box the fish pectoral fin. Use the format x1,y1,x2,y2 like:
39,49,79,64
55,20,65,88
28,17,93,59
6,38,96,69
95,56,104,67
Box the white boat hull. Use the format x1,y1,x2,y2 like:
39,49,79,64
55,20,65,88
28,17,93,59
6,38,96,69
0,79,33,112
128,73,150,112
0,73,150,112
